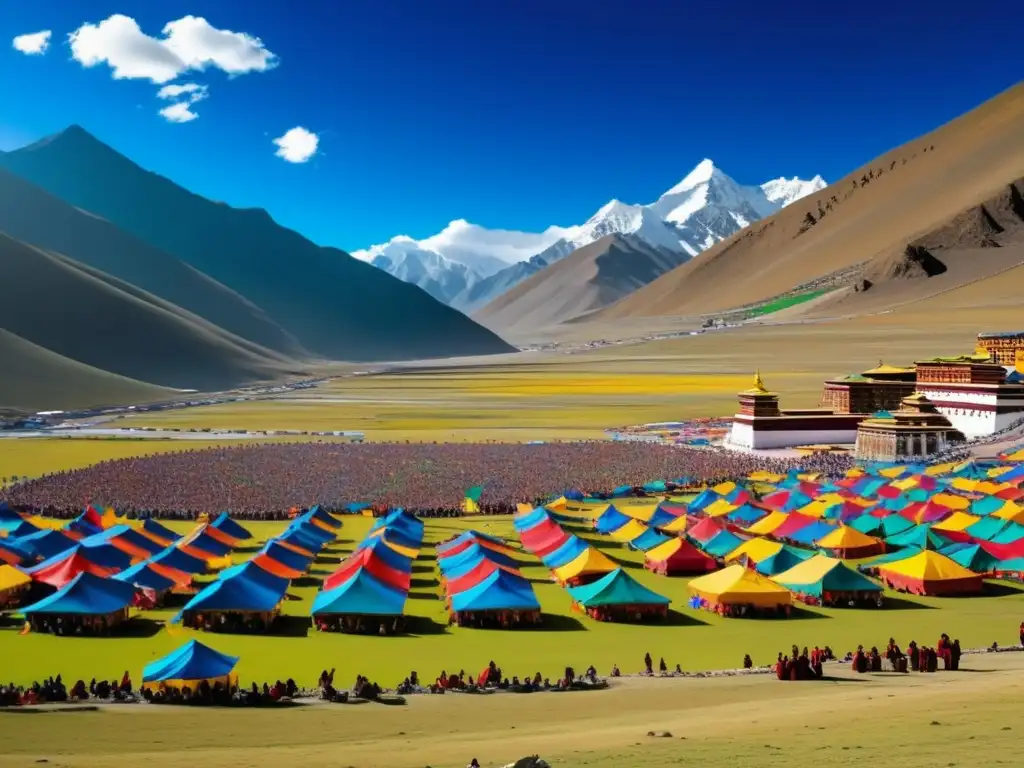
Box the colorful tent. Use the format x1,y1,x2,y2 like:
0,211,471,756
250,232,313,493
643,537,718,575
646,507,682,530
540,536,590,569
450,568,540,613
815,525,884,559
629,528,670,551
142,640,239,688
552,547,618,584
0,564,31,595
850,514,913,538
859,547,923,569
594,506,633,534
113,560,180,592
885,525,953,551
754,546,814,576
745,511,790,536
0,539,31,566
219,561,290,594
323,549,411,592
687,516,726,542
312,569,407,616
567,568,670,608
943,543,1001,574
438,542,517,573
932,511,982,534
772,555,882,599
178,525,233,560
354,537,414,572
725,537,783,564
210,512,253,541
688,564,792,609
876,550,984,595
700,529,745,559
25,551,117,588
304,505,342,531
150,545,208,575
258,541,314,574
10,529,77,560
175,571,286,619
20,572,136,615
966,516,1014,542
771,513,822,540
140,518,182,544
607,519,649,543
444,558,520,596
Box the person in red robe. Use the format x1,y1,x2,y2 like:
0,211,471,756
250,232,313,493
775,653,786,681
798,648,811,680
811,646,823,679
908,641,920,672
950,639,962,671
1019,621,1024,647
937,634,951,670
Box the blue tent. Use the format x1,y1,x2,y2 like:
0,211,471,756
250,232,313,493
629,528,670,552
140,518,182,542
261,541,314,573
611,484,634,498
450,569,539,613
514,508,549,531
700,529,745,559
971,496,1007,516
11,529,76,560
540,536,590,568
354,537,413,572
90,525,164,556
885,524,952,551
278,525,327,554
439,543,518,573
219,561,290,594
991,523,1024,545
210,512,253,541
566,568,670,607
174,573,285,619
646,507,681,531
945,543,1001,573
150,545,208,575
0,501,19,522
725,504,766,525
0,538,32,564
67,536,137,570
365,528,422,554
114,561,177,592
965,516,1012,541
311,569,407,616
21,572,136,615
562,490,585,501
754,546,813,576
687,489,719,513
436,530,508,556
643,480,668,493
286,519,334,546
64,514,104,538
306,505,342,530
786,520,837,546
1,518,39,537
594,505,633,534
372,510,424,541
143,640,239,684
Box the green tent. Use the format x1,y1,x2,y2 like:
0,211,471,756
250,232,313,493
566,568,670,608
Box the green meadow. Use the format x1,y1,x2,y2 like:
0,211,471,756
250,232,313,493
4,515,1024,689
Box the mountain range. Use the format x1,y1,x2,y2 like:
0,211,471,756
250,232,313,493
0,127,514,411
354,161,827,311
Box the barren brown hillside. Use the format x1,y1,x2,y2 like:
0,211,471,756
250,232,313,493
600,83,1024,320
475,234,689,336
0,235,303,392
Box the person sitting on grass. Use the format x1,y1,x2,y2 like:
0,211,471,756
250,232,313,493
743,654,753,670
610,663,620,677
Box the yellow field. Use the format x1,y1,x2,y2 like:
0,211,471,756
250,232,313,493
1,652,1021,768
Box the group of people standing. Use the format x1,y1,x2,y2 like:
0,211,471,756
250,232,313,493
851,635,962,674
775,645,836,680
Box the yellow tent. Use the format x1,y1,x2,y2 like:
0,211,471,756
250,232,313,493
661,516,688,534
725,537,783,564
748,471,785,483
876,550,983,595
987,466,1015,478
932,511,982,533
878,465,910,478
608,519,649,543
746,511,789,536
797,472,822,482
553,547,618,584
546,496,568,512
949,478,979,493
931,493,971,511
688,564,792,608
891,477,920,491
925,462,958,476
975,480,1012,496
618,503,660,522
795,500,832,519
516,504,534,516
712,481,738,496
703,499,738,518
992,500,1024,523
0,564,30,594
816,525,881,549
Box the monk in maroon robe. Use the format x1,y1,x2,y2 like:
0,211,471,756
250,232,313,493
775,654,786,681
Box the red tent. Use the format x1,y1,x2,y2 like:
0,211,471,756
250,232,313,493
644,538,718,576
30,553,116,588
323,549,410,592
532,531,571,558
770,513,818,539
687,517,725,544
444,559,520,597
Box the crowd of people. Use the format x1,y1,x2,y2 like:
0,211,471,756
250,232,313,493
1,442,852,518
313,615,406,635
773,634,967,680
393,660,604,696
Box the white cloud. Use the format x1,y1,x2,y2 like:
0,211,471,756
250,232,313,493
13,30,52,55
69,14,277,84
157,82,206,100
159,102,200,124
157,82,209,123
273,127,319,163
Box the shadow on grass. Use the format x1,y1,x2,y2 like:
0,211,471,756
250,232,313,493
536,613,587,632
233,545,263,554
404,616,450,636
411,577,439,589
411,564,435,574
160,592,193,609
661,609,710,627
880,596,936,610
114,618,164,639
982,581,1024,597
316,555,341,565
292,576,325,589
407,590,441,601
787,606,829,621
268,615,310,638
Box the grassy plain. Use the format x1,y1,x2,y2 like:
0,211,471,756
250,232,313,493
4,516,1023,692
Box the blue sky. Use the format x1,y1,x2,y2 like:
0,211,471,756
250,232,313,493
2,1,1020,252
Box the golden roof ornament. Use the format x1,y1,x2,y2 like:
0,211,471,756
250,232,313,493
752,370,767,393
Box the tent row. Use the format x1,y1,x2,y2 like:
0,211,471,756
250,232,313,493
516,506,670,622
311,510,421,633
438,530,540,628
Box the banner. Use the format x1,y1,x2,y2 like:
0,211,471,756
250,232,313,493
1016,348,1024,372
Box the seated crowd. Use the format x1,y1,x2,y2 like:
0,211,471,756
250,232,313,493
27,613,126,637
314,615,405,635
180,611,277,634
448,610,542,629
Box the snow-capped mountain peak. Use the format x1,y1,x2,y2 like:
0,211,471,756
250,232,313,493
761,174,828,207
661,158,720,195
